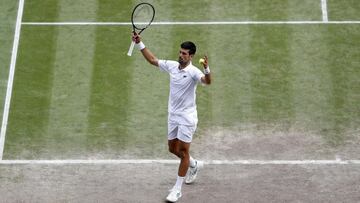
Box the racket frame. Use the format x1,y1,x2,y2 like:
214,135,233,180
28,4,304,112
127,3,155,56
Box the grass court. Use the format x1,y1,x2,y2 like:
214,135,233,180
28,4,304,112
0,0,359,202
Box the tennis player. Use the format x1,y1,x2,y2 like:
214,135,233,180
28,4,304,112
131,32,212,202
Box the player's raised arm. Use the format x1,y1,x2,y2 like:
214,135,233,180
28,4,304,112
132,32,159,67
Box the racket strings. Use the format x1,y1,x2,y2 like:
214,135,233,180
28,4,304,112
132,4,154,30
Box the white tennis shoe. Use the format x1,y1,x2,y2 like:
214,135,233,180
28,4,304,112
166,187,182,202
185,160,204,184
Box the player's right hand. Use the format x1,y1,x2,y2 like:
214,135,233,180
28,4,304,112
132,32,141,44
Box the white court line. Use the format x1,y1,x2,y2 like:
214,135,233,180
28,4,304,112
0,159,360,165
0,0,25,160
321,0,329,22
21,20,360,26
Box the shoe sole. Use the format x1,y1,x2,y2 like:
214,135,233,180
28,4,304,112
166,194,182,202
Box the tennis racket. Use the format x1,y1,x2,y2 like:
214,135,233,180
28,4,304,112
127,3,155,56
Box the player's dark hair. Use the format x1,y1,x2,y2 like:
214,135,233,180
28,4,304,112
181,41,196,55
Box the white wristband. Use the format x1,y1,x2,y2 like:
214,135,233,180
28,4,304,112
204,66,210,74
137,41,145,50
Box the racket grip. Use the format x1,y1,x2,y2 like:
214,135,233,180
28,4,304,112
127,41,136,56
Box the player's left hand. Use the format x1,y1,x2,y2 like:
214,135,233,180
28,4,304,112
202,55,209,68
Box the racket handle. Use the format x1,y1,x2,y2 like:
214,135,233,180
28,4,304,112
127,41,136,56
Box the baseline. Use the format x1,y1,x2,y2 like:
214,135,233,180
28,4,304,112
0,159,360,165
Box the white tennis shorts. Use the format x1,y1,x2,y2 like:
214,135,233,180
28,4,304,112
168,122,197,143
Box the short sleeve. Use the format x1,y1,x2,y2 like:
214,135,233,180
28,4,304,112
190,67,205,83
158,60,170,73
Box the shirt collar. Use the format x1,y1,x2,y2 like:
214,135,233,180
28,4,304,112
178,61,192,72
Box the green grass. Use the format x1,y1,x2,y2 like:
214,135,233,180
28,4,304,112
5,26,57,158
1,0,359,159
22,0,322,22
0,0,18,132
328,0,360,20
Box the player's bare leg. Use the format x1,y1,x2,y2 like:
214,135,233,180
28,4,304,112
168,138,191,176
166,139,190,202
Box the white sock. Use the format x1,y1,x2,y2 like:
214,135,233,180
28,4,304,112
189,156,196,168
174,176,185,190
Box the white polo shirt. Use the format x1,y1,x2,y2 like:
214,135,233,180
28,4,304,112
158,60,205,126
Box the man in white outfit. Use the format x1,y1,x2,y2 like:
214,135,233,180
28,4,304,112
131,32,212,202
